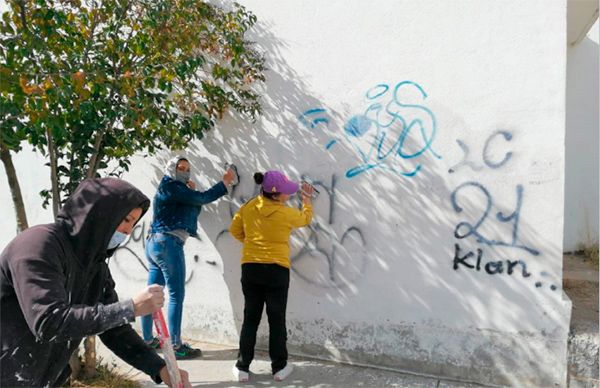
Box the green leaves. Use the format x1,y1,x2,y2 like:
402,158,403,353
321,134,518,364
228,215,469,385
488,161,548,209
1,0,265,207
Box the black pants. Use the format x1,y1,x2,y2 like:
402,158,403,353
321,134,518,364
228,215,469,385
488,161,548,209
236,263,290,374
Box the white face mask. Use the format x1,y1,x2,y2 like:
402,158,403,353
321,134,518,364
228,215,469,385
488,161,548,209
175,170,190,183
107,231,128,249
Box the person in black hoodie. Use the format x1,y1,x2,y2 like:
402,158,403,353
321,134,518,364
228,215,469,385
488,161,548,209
0,178,191,387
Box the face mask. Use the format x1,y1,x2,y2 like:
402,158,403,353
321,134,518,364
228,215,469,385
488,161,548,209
175,171,190,183
107,231,128,249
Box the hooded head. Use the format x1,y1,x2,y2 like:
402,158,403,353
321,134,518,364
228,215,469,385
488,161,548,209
56,178,150,265
164,155,190,183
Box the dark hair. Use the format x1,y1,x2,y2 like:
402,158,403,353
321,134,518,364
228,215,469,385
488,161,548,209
254,172,278,200
176,158,189,168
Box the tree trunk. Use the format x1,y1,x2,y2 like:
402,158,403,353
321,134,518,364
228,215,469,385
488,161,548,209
0,142,29,233
86,130,105,179
82,130,108,379
45,128,61,217
69,348,81,381
83,336,97,378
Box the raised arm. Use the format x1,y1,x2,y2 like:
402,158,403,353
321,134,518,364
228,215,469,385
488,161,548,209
158,180,227,206
288,203,313,228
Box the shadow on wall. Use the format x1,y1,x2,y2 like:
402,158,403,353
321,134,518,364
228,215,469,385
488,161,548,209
564,35,599,252
111,17,570,387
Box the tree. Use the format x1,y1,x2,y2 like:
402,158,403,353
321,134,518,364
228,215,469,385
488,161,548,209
0,81,28,232
1,0,265,378
0,141,29,233
1,0,265,210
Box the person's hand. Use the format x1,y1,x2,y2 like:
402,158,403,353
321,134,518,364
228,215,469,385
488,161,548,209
223,169,235,186
186,180,196,190
132,284,164,317
159,366,191,388
300,182,314,204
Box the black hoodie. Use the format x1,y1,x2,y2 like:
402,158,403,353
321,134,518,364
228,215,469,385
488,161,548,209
0,178,166,387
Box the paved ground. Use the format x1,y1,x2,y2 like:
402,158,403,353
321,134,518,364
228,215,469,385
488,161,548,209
95,254,597,388
96,340,483,388
563,254,599,388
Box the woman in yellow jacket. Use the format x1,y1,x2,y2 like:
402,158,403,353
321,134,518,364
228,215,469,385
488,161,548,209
229,170,314,382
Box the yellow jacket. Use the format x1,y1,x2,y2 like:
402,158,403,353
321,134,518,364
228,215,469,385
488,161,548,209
229,195,313,269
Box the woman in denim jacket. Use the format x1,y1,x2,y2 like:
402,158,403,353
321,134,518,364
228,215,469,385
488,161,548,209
141,155,234,359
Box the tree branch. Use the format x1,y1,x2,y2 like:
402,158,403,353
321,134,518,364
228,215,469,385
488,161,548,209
86,128,105,179
0,141,29,232
17,0,29,33
82,0,99,70
45,127,61,218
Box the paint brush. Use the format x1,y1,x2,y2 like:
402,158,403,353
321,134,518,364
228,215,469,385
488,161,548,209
152,310,184,388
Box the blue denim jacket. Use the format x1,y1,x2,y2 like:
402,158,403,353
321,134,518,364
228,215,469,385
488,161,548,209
149,176,227,237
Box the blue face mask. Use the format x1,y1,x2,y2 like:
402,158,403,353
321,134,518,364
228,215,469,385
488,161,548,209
107,231,128,249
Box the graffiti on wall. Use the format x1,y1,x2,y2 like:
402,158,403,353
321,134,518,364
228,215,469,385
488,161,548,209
290,174,367,289
448,131,558,291
299,80,441,179
215,173,368,290
451,182,540,256
107,175,367,291
111,221,201,285
448,130,514,173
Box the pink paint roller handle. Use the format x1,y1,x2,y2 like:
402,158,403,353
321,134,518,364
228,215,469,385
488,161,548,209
152,310,183,388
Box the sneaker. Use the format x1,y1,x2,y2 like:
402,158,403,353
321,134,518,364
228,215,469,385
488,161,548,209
145,337,161,350
173,343,202,360
273,363,293,381
232,366,249,382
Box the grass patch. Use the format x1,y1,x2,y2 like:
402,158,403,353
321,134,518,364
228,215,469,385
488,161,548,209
576,242,599,267
582,242,599,266
67,358,140,388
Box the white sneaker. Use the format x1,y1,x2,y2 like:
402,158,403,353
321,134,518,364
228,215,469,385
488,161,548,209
232,365,249,382
273,363,294,381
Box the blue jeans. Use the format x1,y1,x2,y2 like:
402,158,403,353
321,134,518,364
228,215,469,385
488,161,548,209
141,233,186,346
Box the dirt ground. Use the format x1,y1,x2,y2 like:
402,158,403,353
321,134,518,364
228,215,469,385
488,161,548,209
563,254,599,332
565,278,599,328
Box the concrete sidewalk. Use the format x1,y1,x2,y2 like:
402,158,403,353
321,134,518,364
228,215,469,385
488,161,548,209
97,340,483,388
563,255,599,387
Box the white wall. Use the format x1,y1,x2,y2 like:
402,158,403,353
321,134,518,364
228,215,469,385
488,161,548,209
0,1,573,386
564,19,599,252
0,147,54,237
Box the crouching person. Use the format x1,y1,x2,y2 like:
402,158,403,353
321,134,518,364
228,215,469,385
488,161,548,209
0,178,191,387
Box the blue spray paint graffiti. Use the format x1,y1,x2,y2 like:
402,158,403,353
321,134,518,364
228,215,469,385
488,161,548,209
298,108,330,129
299,80,441,179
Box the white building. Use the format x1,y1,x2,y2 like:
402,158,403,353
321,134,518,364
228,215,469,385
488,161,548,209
565,1,599,252
1,1,598,386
